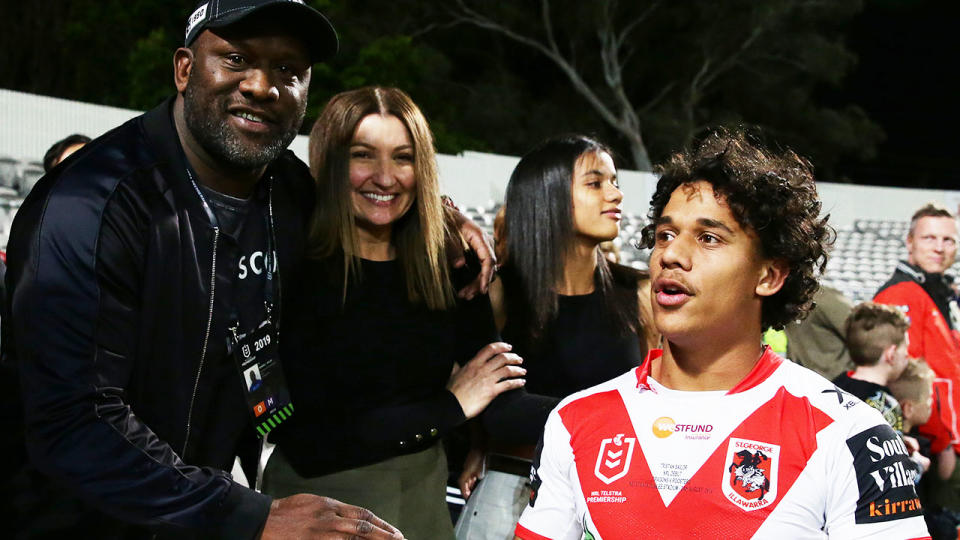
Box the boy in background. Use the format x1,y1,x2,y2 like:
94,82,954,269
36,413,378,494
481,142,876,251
891,361,958,539
890,361,936,445
832,302,911,432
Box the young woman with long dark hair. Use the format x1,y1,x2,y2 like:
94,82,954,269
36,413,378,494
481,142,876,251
455,135,657,539
264,87,524,538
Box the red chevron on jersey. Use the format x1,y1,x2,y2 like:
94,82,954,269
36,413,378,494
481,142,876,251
516,348,932,539
557,384,832,538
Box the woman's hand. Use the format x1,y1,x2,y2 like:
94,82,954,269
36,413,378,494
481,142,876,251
448,342,525,419
458,447,486,499
445,206,497,300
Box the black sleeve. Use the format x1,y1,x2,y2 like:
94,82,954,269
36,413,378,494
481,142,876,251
356,291,499,450
481,387,560,446
277,275,503,474
278,386,468,476
8,176,269,536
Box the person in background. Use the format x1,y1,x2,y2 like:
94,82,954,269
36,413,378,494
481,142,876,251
832,302,911,433
598,240,620,264
761,327,787,357
784,285,854,379
42,133,91,173
890,360,958,539
263,86,523,539
832,302,930,483
455,135,656,540
875,203,960,453
874,203,960,515
890,360,940,475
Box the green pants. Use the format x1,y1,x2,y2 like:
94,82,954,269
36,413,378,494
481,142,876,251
263,443,455,539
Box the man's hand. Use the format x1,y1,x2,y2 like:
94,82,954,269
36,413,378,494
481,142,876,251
261,494,404,539
448,207,497,300
448,342,525,419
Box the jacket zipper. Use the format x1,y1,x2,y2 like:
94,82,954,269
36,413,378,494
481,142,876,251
267,179,281,328
182,226,219,457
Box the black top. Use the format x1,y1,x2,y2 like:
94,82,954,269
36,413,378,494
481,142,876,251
482,263,645,446
832,372,904,433
194,183,272,478
274,256,497,477
0,98,313,537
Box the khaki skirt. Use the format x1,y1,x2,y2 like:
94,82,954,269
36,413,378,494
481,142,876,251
263,443,455,539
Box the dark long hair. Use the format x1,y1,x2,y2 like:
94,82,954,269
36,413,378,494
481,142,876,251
502,134,641,341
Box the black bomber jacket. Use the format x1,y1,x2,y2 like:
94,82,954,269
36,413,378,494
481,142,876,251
1,98,313,538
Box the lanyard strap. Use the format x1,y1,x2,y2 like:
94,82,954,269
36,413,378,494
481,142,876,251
185,167,277,315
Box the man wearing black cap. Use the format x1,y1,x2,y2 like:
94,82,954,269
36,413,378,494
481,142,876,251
2,1,496,537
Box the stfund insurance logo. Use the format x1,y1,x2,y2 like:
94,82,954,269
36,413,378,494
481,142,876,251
652,416,714,439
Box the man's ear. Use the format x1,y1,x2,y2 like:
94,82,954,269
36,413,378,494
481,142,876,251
756,258,789,298
174,47,194,94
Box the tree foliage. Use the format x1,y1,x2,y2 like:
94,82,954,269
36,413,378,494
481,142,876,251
436,0,883,175
0,0,883,179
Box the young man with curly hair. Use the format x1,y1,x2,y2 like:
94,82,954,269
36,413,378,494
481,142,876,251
514,130,930,539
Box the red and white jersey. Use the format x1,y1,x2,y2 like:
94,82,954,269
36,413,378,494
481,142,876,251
515,348,930,540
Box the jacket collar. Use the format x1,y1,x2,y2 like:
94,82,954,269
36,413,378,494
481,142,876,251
895,259,955,286
895,260,928,284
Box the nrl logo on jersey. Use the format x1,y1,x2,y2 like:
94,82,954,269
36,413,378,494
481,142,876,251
722,438,780,511
594,433,636,484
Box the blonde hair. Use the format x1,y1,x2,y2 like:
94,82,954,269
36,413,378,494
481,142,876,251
889,360,934,405
307,87,454,310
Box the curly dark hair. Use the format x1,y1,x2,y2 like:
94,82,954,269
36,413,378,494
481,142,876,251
641,129,833,330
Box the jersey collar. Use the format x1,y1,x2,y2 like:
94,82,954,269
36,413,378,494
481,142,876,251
635,345,783,395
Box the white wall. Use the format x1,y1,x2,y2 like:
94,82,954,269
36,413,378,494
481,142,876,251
437,150,658,216
817,182,960,229
0,89,141,163
3,89,960,230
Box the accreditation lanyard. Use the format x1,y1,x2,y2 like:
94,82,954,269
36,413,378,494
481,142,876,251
186,168,294,437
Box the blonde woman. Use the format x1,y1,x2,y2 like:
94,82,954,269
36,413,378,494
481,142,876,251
264,87,523,538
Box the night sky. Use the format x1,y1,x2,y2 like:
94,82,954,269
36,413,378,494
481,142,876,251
836,0,957,189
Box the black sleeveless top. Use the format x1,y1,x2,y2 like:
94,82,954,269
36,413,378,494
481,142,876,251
504,288,644,398
482,263,646,445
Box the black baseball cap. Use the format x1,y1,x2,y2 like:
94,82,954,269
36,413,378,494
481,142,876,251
184,0,339,63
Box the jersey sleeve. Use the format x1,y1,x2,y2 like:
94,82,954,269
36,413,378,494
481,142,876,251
824,418,931,539
515,410,584,540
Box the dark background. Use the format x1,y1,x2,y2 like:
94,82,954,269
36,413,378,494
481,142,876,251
833,0,955,188
1,0,955,188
